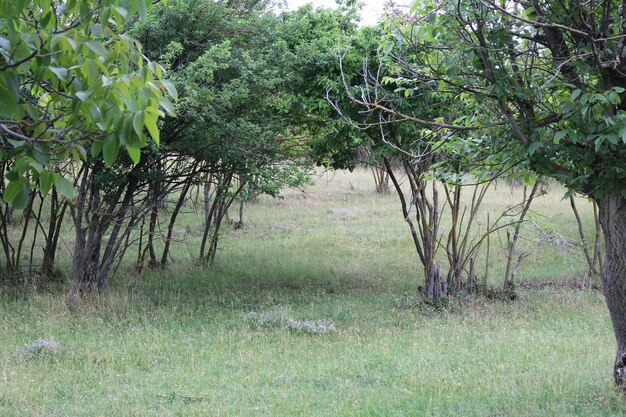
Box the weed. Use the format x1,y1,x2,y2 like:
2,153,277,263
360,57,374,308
287,318,336,334
16,338,60,358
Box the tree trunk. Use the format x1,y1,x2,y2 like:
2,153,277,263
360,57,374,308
503,180,540,288
160,178,193,266
596,194,626,389
146,182,160,267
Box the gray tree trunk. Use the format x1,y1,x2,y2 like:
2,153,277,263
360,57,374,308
596,194,626,388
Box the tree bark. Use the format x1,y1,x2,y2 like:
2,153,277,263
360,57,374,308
42,188,67,278
503,180,540,288
160,178,193,266
570,196,596,276
596,194,626,388
146,181,161,267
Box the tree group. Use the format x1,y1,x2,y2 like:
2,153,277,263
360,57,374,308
2,0,626,392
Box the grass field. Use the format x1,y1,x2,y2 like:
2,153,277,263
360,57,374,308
1,169,624,416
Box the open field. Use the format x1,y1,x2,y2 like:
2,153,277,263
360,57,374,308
1,169,624,416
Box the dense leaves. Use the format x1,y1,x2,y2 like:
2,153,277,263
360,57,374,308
383,0,626,198
0,0,176,208
133,1,362,195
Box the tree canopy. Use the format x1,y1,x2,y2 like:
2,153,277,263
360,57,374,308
0,0,176,208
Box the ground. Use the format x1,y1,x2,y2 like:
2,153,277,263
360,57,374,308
1,169,624,416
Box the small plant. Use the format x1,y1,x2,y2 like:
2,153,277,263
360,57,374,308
17,338,61,358
287,319,336,335
248,310,283,329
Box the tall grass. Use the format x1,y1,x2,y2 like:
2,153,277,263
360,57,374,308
1,169,622,416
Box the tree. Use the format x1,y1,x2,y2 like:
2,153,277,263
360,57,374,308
322,23,532,300
1,0,356,289
0,0,175,209
133,0,322,266
375,0,626,388
0,0,177,287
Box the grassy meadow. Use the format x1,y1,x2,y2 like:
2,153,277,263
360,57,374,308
1,169,624,416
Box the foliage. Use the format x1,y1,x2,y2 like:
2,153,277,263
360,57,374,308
0,0,176,208
383,0,626,199
134,0,322,193
1,1,363,289
275,4,362,169
125,1,363,267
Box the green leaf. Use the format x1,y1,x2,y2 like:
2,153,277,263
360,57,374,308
103,135,120,166
160,79,178,100
33,145,51,165
0,85,19,118
149,61,162,79
528,141,543,155
48,67,69,81
3,179,24,203
30,162,44,173
132,110,145,137
53,174,74,199
7,138,25,148
65,37,78,51
39,171,53,196
127,146,141,164
6,73,19,98
137,0,148,20
40,0,51,13
91,139,103,157
620,127,626,144
581,105,589,116
0,37,10,51
159,98,176,116
595,138,604,152
101,6,111,26
145,112,160,145
75,144,87,160
6,170,19,182
85,40,108,57
608,91,621,105
76,90,90,101
554,130,567,144
41,11,52,28
12,182,30,210
112,6,129,18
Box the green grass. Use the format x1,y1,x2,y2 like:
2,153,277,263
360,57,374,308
1,169,624,416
